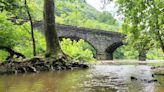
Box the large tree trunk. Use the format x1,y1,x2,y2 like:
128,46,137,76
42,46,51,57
43,0,63,58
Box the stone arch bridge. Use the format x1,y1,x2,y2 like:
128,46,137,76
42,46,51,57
34,22,125,60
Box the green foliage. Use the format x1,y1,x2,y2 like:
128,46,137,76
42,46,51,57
116,0,164,58
27,0,43,20
13,22,46,58
0,15,95,62
113,45,138,59
113,43,164,60
1,0,163,61
97,11,117,25
55,0,119,31
147,48,164,60
148,63,164,67
0,0,21,12
0,12,19,47
0,50,8,61
60,38,95,62
0,17,46,59
23,0,119,31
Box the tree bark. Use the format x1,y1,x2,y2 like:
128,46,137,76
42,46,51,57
44,0,63,58
138,50,146,61
24,0,36,56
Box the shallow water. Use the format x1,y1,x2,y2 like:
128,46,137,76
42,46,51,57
0,65,163,92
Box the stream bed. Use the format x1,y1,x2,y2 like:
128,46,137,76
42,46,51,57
0,65,163,92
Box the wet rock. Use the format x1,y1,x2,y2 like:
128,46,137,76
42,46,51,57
141,78,158,83
72,63,89,69
79,64,89,69
152,74,154,77
148,79,158,83
130,76,137,80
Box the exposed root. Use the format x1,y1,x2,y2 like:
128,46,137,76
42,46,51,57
0,56,89,75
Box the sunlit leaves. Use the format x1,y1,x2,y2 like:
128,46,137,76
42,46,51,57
116,0,164,58
0,0,20,11
60,38,95,62
0,13,18,47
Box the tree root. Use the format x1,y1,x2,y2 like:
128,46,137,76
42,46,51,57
0,46,25,60
0,56,89,75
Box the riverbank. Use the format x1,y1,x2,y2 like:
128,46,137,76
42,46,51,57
0,57,89,75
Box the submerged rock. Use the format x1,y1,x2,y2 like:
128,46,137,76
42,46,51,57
147,79,158,83
152,74,154,77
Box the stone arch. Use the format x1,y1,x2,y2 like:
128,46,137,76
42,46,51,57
59,36,97,58
105,41,124,60
33,21,126,60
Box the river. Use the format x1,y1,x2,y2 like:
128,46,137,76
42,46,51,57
0,65,163,92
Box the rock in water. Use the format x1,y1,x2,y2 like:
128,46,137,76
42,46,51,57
79,64,89,69
130,76,137,80
148,79,158,83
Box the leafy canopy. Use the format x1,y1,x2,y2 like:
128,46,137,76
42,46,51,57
116,0,164,54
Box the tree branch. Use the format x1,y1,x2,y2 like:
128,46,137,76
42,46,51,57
0,46,25,60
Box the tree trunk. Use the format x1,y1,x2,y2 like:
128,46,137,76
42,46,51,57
43,0,63,58
24,0,36,56
138,50,146,61
156,29,164,53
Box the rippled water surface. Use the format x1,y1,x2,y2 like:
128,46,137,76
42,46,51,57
0,65,164,92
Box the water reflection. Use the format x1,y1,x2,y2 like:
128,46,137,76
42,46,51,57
0,69,90,92
0,65,163,92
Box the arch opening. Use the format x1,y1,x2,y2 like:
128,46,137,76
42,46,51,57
59,36,97,61
105,41,124,60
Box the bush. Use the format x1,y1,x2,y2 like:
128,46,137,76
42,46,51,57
60,38,95,62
